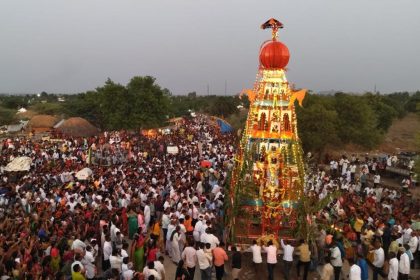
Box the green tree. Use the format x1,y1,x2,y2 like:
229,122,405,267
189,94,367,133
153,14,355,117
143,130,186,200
334,93,382,149
128,76,171,129
296,102,339,154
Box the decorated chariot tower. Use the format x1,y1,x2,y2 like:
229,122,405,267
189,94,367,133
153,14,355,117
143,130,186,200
228,19,307,243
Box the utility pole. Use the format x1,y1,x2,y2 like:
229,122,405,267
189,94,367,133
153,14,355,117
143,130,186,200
207,83,209,95
225,80,227,95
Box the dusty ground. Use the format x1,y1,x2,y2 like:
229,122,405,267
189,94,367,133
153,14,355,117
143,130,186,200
325,113,419,158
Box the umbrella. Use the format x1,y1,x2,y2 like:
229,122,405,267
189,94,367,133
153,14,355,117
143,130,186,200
200,160,212,168
75,168,93,180
4,156,32,172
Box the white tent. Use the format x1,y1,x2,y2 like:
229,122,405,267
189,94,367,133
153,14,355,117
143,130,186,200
75,167,93,180
4,156,32,172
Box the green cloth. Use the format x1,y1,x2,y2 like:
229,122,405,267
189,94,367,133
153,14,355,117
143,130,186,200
134,245,145,272
128,215,138,239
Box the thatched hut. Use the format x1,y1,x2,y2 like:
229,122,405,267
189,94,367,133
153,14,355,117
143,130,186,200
55,117,99,137
27,115,59,133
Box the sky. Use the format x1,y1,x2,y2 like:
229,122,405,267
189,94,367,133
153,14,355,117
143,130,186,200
0,0,419,95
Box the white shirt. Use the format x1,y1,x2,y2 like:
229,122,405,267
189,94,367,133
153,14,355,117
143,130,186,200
109,255,123,271
372,248,385,268
153,261,165,279
280,240,294,262
264,245,278,264
122,269,134,280
250,245,262,264
143,267,161,280
196,249,212,269
399,252,410,275
203,234,219,249
388,257,398,280
103,241,112,260
330,247,342,267
71,239,86,251
182,246,197,268
81,251,96,279
161,214,170,229
349,264,361,280
408,236,419,253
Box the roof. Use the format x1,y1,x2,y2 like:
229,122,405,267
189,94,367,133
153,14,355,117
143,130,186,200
27,115,58,128
56,117,99,137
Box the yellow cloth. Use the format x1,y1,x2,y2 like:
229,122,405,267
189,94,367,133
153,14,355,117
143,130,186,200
151,222,160,237
298,243,311,262
72,272,86,280
354,218,364,233
388,240,399,255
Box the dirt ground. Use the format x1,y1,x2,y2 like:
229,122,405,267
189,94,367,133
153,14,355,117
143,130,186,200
324,113,419,158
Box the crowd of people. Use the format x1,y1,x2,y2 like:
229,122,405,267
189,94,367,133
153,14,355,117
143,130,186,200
1,114,419,280
303,155,420,280
0,116,235,280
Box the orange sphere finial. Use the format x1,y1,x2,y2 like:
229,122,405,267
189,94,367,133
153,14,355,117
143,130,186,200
259,18,290,69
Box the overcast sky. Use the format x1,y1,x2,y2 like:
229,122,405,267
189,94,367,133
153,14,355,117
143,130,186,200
1,0,419,95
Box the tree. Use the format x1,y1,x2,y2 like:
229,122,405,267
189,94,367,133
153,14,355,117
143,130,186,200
334,93,382,149
296,102,339,154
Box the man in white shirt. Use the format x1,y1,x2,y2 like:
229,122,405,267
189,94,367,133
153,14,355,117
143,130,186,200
348,258,361,280
143,261,161,280
399,248,410,280
249,240,262,274
154,256,165,280
193,217,203,242
144,201,151,230
82,246,96,280
372,240,386,280
330,241,342,280
202,228,219,249
263,240,278,280
196,242,212,280
182,241,197,278
280,239,294,280
388,252,398,280
102,235,112,271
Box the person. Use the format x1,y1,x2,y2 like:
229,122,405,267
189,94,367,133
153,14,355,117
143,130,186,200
263,240,278,280
280,239,294,280
103,234,113,272
296,239,311,280
213,242,228,280
154,256,166,280
181,240,197,280
170,226,182,264
330,241,343,280
356,253,368,280
143,261,161,280
348,257,361,280
371,239,386,280
250,240,262,275
388,252,398,280
196,242,212,280
131,232,146,272
231,246,242,280
175,260,190,280
71,264,86,280
399,246,410,280
320,256,334,280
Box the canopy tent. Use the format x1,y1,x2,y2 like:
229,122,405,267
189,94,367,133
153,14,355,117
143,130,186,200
215,118,233,134
4,156,32,172
75,167,93,180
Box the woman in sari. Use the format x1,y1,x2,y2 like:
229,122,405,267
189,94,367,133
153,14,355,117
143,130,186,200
131,230,146,271
127,207,138,240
